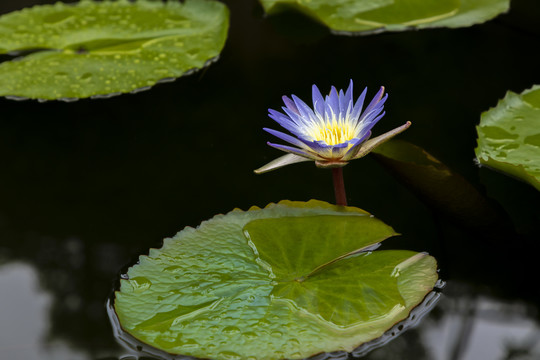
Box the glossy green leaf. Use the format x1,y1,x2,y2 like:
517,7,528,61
475,86,540,191
113,200,438,360
0,0,229,100
259,0,509,34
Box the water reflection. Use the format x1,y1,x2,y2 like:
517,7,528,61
420,286,540,360
0,262,89,360
365,282,540,360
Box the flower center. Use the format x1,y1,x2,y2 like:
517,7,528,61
311,122,355,146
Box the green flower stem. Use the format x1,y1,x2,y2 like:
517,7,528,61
332,167,347,206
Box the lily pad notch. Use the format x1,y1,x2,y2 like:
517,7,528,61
112,200,440,360
0,0,230,101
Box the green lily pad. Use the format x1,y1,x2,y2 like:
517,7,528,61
475,86,540,191
259,0,509,34
0,0,229,100
113,200,438,360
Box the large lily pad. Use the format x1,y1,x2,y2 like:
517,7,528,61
259,0,509,34
0,0,229,100
475,86,540,191
113,200,438,360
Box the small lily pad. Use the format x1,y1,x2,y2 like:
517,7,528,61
0,0,229,100
259,0,509,34
113,200,438,360
475,86,540,191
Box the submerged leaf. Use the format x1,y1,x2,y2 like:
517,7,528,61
0,0,229,100
372,140,508,234
259,0,509,34
113,200,438,360
475,86,540,191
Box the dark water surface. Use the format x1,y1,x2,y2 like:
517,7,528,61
1,0,540,359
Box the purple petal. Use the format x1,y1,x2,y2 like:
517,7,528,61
268,108,292,123
282,96,300,115
362,86,386,118
340,80,354,116
341,132,371,160
338,89,346,114
292,94,317,124
362,93,387,120
312,85,325,116
298,138,332,153
356,105,386,136
326,86,340,117
344,80,353,106
263,128,310,150
280,108,313,137
268,109,300,134
267,142,321,160
331,141,349,158
351,87,368,121
292,139,335,158
362,110,386,129
356,113,382,139
332,141,349,149
280,106,299,122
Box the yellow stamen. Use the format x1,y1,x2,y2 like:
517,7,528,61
310,122,355,145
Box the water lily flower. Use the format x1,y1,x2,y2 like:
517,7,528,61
255,80,411,174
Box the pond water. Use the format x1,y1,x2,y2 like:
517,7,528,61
0,0,539,359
